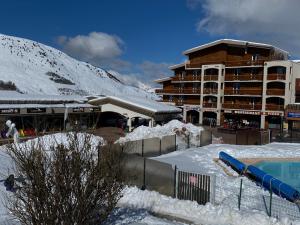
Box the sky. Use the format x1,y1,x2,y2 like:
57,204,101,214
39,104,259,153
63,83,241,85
1,0,300,86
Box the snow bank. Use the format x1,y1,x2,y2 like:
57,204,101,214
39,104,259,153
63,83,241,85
14,132,105,153
117,120,203,148
120,187,295,225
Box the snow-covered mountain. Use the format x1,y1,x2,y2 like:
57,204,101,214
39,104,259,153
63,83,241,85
0,34,156,98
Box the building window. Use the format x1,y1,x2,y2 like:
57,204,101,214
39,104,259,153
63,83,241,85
181,71,186,79
277,67,286,75
252,54,259,61
169,95,173,102
234,68,241,76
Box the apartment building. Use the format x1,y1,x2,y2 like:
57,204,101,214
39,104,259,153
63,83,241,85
155,39,300,129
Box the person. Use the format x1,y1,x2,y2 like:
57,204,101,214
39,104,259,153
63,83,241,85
6,120,20,144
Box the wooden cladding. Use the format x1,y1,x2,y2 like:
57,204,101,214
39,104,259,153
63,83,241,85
266,89,285,96
265,104,284,111
223,103,262,110
225,74,263,81
224,88,262,95
267,74,286,80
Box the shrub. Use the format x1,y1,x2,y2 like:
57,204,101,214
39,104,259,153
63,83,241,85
6,133,125,225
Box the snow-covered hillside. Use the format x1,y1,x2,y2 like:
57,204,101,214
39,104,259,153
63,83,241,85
0,34,155,98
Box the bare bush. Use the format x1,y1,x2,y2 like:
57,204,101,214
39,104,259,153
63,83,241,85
5,133,125,225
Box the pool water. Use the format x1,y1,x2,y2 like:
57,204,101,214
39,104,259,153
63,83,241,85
254,161,300,192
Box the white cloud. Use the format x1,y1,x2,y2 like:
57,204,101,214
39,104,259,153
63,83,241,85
57,32,127,67
57,32,173,87
191,0,300,56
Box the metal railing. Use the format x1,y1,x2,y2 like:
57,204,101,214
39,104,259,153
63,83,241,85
266,89,285,96
225,74,263,81
222,103,262,110
265,104,284,111
267,73,286,80
224,89,262,95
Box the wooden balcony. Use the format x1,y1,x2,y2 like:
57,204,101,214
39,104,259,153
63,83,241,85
172,75,201,82
224,89,262,95
203,75,218,81
266,89,285,96
267,73,286,81
203,102,217,108
225,74,263,81
203,88,218,94
265,104,284,111
155,88,201,95
186,59,265,69
222,103,262,110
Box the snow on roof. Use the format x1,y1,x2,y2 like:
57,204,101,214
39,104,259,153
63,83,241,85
89,95,181,114
169,63,186,70
0,91,86,103
292,60,300,63
0,103,95,109
154,77,172,83
183,39,289,56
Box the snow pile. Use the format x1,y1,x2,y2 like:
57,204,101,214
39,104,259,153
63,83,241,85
117,120,203,148
119,187,293,225
16,132,105,152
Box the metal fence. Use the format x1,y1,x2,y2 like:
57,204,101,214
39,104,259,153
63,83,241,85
121,135,177,157
215,176,300,221
124,155,216,205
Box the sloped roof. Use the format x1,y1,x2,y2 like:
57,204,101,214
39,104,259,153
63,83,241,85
169,63,186,70
154,77,172,83
88,95,181,115
183,39,289,56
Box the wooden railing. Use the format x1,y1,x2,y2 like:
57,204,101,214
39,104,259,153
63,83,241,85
222,103,262,110
172,75,201,82
266,89,285,96
267,73,286,80
186,59,265,68
203,75,218,81
265,104,284,111
155,88,201,95
224,89,262,95
202,102,217,108
203,88,218,94
225,74,263,81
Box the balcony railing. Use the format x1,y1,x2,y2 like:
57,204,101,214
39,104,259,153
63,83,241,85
267,73,286,81
155,88,201,95
186,59,265,68
265,104,284,111
222,103,262,110
202,102,217,108
224,89,262,95
225,74,263,81
266,89,285,96
203,88,218,94
203,75,218,81
172,75,201,82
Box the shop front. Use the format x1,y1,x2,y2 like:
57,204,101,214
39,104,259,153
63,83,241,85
222,110,261,129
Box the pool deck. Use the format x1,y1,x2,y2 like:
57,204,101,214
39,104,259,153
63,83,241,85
239,158,300,165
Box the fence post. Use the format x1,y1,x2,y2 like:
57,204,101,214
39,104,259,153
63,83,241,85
269,187,273,217
199,130,202,147
141,157,146,190
187,134,190,148
174,165,177,198
159,138,162,155
174,135,177,151
238,178,243,210
210,174,216,205
142,139,144,157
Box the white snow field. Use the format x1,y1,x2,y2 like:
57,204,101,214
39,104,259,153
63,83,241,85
1,133,300,224
117,120,203,148
0,34,155,98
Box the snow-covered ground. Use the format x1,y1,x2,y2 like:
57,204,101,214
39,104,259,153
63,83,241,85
117,120,203,149
1,133,300,224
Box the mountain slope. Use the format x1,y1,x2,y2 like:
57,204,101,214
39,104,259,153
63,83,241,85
0,34,155,98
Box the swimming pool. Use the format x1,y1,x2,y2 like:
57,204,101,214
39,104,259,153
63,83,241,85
254,161,300,192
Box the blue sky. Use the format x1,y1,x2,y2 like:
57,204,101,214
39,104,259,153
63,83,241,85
1,0,300,85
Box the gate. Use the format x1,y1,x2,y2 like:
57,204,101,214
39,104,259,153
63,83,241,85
176,170,215,205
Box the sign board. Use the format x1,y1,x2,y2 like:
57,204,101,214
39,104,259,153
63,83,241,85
73,107,84,113
0,108,20,114
265,111,283,116
234,110,260,115
90,107,101,112
287,112,300,118
27,108,46,114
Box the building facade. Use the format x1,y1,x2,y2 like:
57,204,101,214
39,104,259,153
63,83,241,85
155,39,300,129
